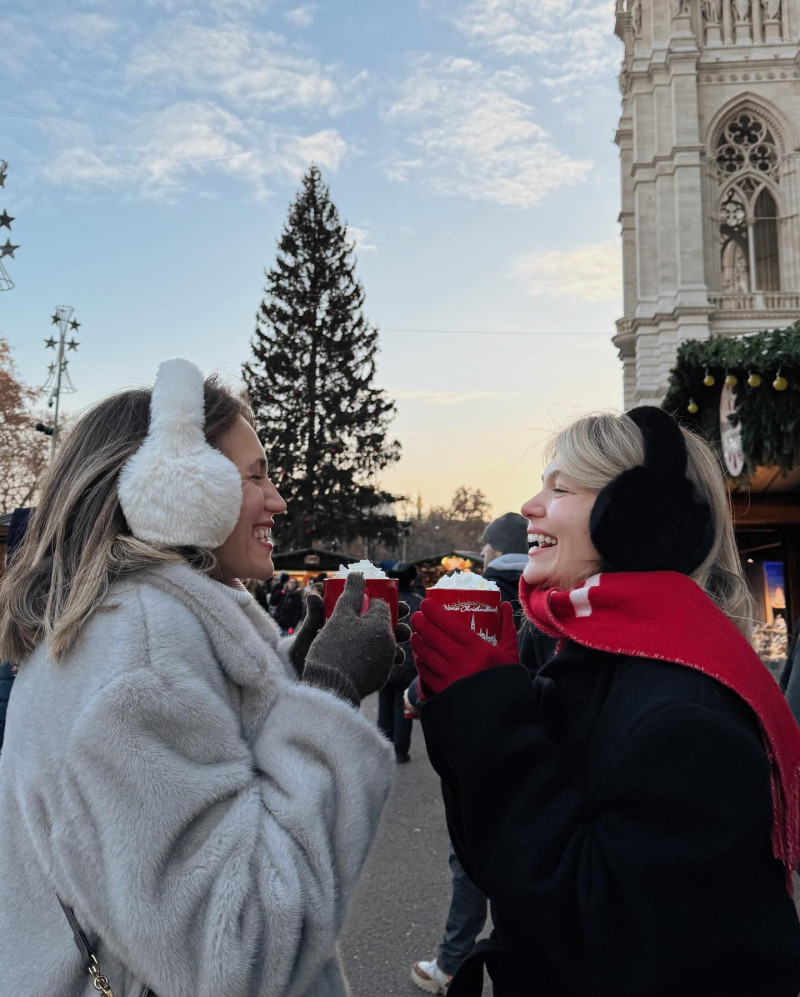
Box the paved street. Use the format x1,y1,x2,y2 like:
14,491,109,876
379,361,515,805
340,694,493,997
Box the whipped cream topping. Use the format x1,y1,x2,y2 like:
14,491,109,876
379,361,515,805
432,570,499,591
333,559,388,579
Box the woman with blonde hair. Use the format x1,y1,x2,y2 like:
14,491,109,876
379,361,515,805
0,359,404,997
412,406,800,997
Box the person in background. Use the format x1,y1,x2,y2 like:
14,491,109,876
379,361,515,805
412,407,800,997
268,571,290,616
378,562,423,764
252,579,270,611
275,576,305,634
0,359,405,997
410,516,556,995
479,512,528,621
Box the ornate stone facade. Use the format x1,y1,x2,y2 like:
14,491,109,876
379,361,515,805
613,0,800,406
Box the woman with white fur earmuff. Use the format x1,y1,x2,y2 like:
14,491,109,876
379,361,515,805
0,359,406,997
411,407,800,997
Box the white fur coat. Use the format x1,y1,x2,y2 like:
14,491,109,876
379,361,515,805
0,563,393,997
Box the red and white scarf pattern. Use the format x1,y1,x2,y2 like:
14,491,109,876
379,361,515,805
521,570,800,894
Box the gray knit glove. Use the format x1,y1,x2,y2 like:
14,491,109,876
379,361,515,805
303,572,399,707
288,593,324,678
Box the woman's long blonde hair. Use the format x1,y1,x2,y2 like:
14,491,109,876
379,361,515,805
546,411,754,638
0,376,253,663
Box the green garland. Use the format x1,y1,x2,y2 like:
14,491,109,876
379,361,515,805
662,323,800,476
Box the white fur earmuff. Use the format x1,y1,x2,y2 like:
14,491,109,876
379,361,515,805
118,358,243,548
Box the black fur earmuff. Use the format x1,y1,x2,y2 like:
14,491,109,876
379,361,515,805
588,407,715,575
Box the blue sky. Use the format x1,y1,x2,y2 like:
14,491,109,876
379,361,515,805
2,0,626,515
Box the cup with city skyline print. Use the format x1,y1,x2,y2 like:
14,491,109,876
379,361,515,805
323,560,399,628
426,570,501,646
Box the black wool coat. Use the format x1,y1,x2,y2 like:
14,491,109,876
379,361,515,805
420,643,800,997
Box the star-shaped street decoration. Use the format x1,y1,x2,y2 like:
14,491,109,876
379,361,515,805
44,337,57,349
69,319,80,330
47,362,56,374
0,167,6,189
0,210,13,229
51,312,60,325
66,338,80,352
0,239,19,258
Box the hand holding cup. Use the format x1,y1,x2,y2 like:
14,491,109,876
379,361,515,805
411,589,520,699
304,572,403,706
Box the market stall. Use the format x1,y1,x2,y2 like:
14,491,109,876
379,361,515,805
663,324,800,669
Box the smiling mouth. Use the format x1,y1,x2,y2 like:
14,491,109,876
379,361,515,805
253,526,273,549
528,532,558,552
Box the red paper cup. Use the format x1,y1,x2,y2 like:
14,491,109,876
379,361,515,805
323,577,399,628
426,587,501,645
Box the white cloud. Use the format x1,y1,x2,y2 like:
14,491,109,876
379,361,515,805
0,15,50,75
41,104,349,199
383,158,425,183
348,227,377,252
42,147,134,187
285,5,318,27
390,387,521,405
128,23,367,113
435,0,619,97
60,13,121,46
384,55,591,207
17,3,355,202
512,240,621,302
275,129,348,180
144,0,272,11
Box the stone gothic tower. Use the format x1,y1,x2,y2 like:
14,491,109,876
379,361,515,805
614,0,800,407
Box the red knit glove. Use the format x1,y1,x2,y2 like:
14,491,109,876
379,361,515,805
410,598,520,699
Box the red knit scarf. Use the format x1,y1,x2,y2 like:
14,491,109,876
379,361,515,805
521,570,800,894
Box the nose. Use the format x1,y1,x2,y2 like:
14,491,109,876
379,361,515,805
266,479,287,515
520,490,545,521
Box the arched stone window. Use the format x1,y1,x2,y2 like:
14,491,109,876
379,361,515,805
715,109,782,292
719,180,780,292
715,112,780,182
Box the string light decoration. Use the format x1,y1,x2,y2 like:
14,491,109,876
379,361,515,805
0,160,17,292
42,306,80,455
663,324,800,476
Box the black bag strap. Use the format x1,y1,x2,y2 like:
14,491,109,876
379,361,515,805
57,895,116,996
57,896,155,996
57,895,95,966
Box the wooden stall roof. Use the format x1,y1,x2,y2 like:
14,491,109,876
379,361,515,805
270,547,359,571
731,493,800,527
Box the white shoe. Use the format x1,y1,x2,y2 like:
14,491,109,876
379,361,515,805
411,958,452,994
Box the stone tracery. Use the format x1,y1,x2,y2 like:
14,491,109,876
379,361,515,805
715,112,780,182
715,110,783,293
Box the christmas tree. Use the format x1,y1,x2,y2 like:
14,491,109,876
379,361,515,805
244,165,401,552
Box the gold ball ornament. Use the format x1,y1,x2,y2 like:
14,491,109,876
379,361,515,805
724,373,738,388
747,372,761,388
702,373,715,387
687,399,699,414
773,375,788,391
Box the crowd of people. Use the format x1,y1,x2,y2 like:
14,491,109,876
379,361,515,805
245,572,326,636
0,357,799,997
